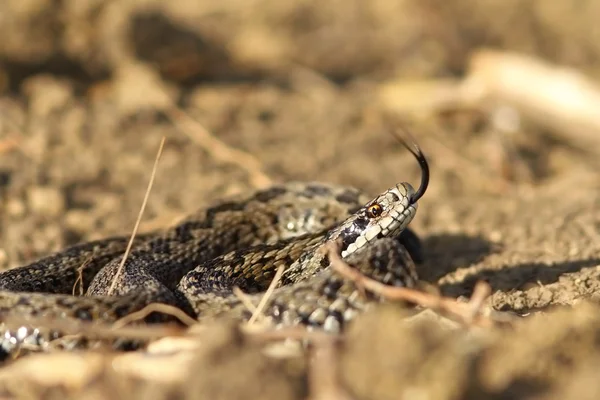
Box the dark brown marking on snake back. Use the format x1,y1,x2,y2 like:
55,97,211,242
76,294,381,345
302,184,333,198
322,280,343,299
201,201,247,226
253,186,287,203
335,189,360,205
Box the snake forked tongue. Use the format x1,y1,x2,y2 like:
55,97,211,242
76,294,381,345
390,126,429,204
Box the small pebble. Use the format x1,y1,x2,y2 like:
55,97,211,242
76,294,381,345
26,186,65,217
5,199,26,218
0,249,7,268
489,230,503,242
22,76,74,118
64,210,96,234
30,225,63,255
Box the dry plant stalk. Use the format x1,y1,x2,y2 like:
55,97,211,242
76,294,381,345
323,240,494,328
463,49,600,152
232,286,259,314
233,265,285,325
233,287,259,314
167,106,273,189
248,265,285,325
112,303,197,328
72,257,95,296
107,136,166,296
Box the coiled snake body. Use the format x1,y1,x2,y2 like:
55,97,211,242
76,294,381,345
0,139,429,357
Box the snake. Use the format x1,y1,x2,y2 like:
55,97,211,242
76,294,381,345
0,135,429,358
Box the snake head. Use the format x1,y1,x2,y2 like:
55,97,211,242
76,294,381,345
328,182,418,258
328,126,429,258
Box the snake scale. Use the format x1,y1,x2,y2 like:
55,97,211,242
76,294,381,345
0,136,429,358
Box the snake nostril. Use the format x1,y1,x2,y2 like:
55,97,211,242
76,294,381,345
401,183,416,202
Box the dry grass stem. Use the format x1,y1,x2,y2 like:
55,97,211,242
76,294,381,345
167,106,273,189
464,280,492,324
112,303,197,328
72,258,93,296
233,287,259,314
324,240,494,328
107,137,166,296
464,49,600,152
248,265,285,325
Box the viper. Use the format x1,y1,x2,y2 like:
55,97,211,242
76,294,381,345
0,132,429,357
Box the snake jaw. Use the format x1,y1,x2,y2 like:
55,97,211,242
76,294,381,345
340,205,416,257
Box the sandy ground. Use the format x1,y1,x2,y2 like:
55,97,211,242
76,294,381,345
1,0,600,399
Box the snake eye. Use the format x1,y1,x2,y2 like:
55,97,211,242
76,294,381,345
367,204,383,218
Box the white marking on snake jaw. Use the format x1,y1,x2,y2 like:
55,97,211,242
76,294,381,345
341,202,417,257
342,243,357,257
365,225,382,241
356,236,367,248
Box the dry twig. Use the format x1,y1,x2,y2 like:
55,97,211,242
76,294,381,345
112,303,197,329
167,106,272,189
72,257,94,296
464,49,600,153
233,287,259,314
324,240,494,328
463,279,492,324
234,265,285,325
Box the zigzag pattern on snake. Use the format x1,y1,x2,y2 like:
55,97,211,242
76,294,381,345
0,138,429,357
